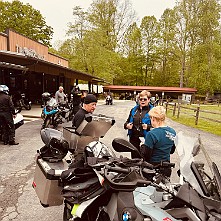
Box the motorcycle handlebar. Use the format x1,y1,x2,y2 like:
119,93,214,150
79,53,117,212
103,164,151,191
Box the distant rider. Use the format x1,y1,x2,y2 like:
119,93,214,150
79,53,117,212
0,85,19,145
71,85,82,116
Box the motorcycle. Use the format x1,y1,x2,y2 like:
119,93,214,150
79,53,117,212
106,95,113,105
61,133,221,221
41,97,70,130
33,118,221,221
12,92,31,111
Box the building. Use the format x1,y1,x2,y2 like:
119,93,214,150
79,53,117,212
103,85,197,102
0,29,100,103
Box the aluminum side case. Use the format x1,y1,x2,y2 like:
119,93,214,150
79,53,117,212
32,155,69,207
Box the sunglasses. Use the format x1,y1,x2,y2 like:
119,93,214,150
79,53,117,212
139,98,149,101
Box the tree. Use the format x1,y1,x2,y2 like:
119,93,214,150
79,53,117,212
60,0,136,83
121,22,143,85
140,16,159,85
157,8,180,87
0,0,53,46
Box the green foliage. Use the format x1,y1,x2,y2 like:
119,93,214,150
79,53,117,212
0,0,53,46
53,0,221,96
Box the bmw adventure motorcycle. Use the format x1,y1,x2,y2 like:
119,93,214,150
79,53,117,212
41,97,70,130
33,117,221,221
61,132,221,221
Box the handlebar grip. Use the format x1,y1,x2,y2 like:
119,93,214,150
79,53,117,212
161,162,175,168
103,166,151,191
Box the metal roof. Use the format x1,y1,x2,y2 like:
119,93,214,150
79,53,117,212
0,61,28,71
103,85,197,93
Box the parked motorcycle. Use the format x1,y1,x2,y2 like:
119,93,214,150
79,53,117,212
33,116,221,221
61,133,221,221
106,95,113,105
12,92,31,111
41,97,70,130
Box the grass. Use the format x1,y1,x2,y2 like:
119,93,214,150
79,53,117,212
166,103,221,136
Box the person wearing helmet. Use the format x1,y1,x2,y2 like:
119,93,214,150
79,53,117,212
72,94,97,128
0,85,19,145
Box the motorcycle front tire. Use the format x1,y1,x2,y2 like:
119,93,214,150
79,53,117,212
24,104,31,110
41,117,51,130
63,204,84,221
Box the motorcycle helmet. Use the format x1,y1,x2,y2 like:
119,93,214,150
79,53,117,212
42,92,51,101
0,85,9,94
84,141,115,160
39,137,69,162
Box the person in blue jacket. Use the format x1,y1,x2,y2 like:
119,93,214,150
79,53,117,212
124,90,153,158
140,106,176,177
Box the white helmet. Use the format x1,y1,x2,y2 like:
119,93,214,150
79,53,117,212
0,85,9,94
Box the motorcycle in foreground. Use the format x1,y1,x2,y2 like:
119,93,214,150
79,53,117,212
33,115,221,221
61,132,221,221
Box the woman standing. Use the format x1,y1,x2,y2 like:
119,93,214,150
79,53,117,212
140,106,176,177
124,90,153,158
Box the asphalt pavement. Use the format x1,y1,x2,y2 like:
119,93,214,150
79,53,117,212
0,100,221,221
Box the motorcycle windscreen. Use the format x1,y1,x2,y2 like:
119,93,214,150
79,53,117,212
175,131,212,197
212,162,221,199
47,98,57,106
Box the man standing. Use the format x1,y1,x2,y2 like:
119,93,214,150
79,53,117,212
72,94,97,128
55,86,66,104
71,85,82,116
0,85,19,145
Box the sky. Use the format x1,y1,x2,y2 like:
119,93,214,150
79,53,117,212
13,0,176,46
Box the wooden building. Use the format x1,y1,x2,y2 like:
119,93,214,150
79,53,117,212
0,29,100,103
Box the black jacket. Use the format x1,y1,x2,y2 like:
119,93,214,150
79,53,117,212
0,92,16,114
